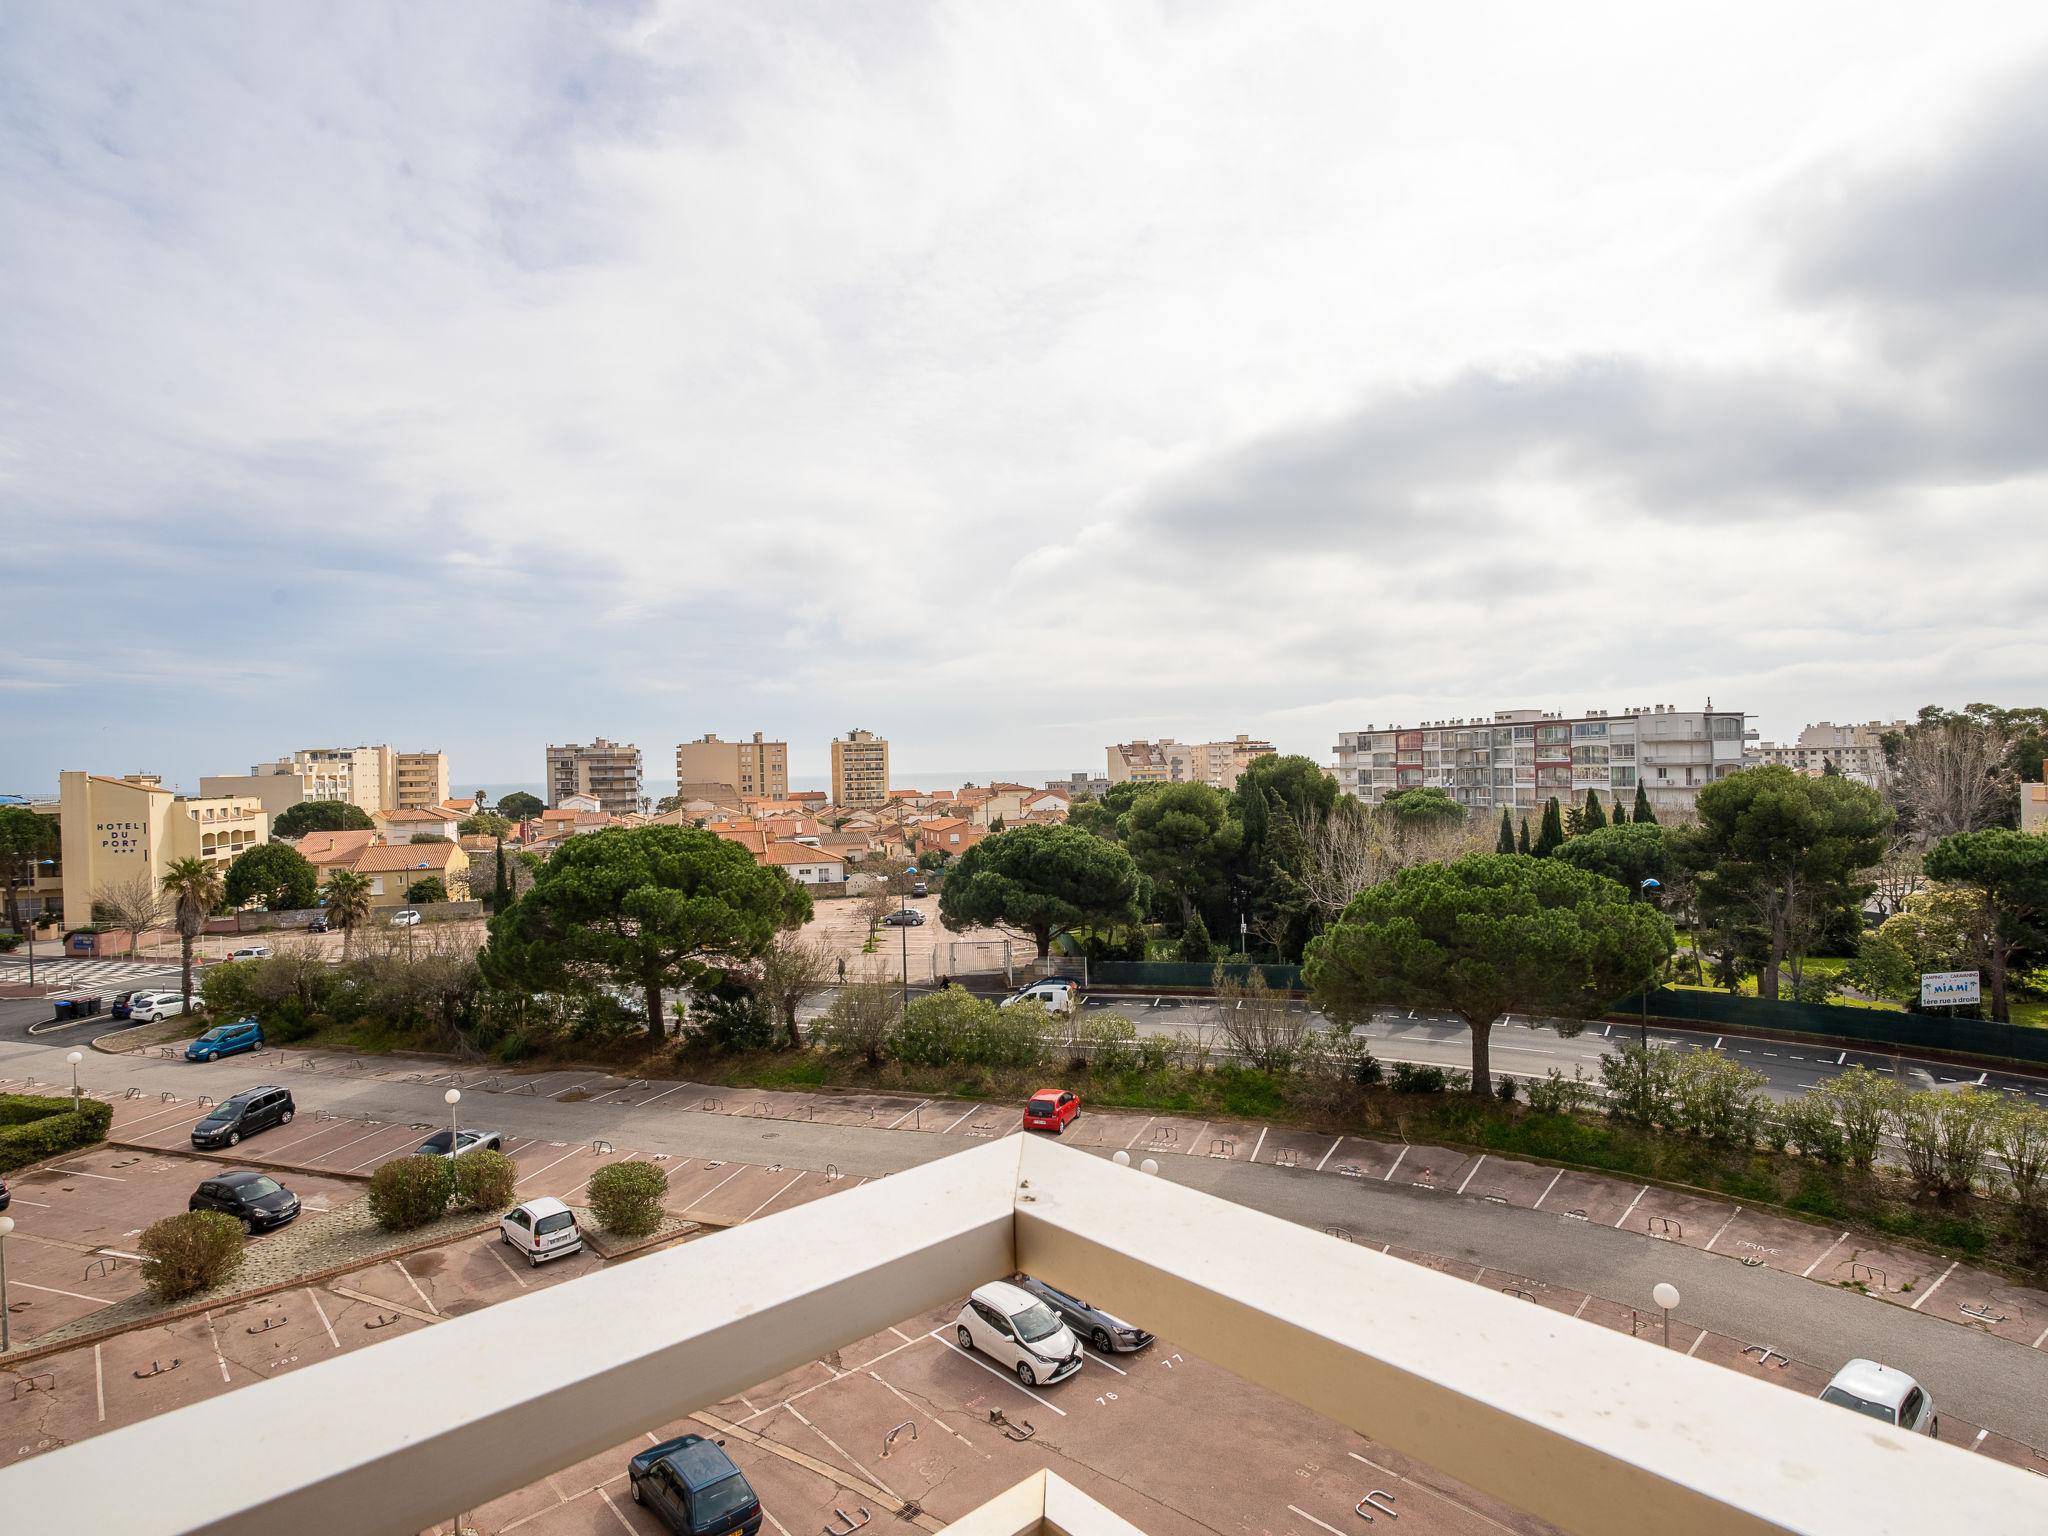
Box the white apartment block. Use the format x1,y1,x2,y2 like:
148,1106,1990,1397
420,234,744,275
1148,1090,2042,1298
1748,719,1905,785
1106,734,1275,791
1334,703,1748,816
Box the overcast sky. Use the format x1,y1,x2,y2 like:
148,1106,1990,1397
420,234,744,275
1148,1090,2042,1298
4,3,2045,793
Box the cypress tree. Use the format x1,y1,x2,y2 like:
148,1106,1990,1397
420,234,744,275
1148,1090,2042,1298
1516,818,1531,855
1633,782,1656,824
1496,807,1515,853
1611,795,1627,825
1581,789,1607,832
1533,797,1566,857
493,832,511,911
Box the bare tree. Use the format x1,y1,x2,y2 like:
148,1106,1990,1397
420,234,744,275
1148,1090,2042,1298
1296,804,1489,923
1868,836,1925,918
1887,716,2013,841
815,964,899,1065
756,931,838,1048
93,873,172,957
859,885,900,937
1211,964,1311,1073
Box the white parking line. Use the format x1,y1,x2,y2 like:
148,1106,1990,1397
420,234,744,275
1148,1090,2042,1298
1248,1127,1269,1163
870,1370,972,1446
631,1082,696,1110
1613,1186,1649,1228
318,1123,398,1161
1382,1147,1409,1183
1686,1330,1707,1357
1121,1117,1154,1151
53,1165,125,1182
1573,1295,1593,1318
203,1309,232,1382
393,1259,440,1315
1085,1349,1127,1376
1802,1232,1850,1278
1455,1155,1486,1195
693,1163,752,1205
884,1099,929,1130
2033,1322,2048,1350
515,1146,588,1189
1911,1261,1958,1311
1971,1428,1990,1452
308,1288,340,1348
1289,1505,1349,1536
483,1238,530,1290
346,1138,417,1174
1703,1208,1741,1252
1315,1137,1343,1172
15,1280,110,1303
941,1105,980,1135
785,1402,899,1500
595,1487,638,1534
744,1172,808,1222
930,1333,1066,1416
548,1076,604,1101
266,1121,353,1154
94,1344,105,1421
1532,1169,1564,1210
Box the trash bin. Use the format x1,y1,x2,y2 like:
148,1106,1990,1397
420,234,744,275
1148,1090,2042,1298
78,995,103,1016
52,999,77,1021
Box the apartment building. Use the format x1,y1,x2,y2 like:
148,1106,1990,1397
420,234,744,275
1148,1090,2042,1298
1106,734,1275,791
675,732,788,800
57,771,270,925
393,750,450,809
1333,702,1748,817
2024,765,2047,835
546,738,643,816
830,728,890,808
1047,771,1111,799
1748,720,1905,784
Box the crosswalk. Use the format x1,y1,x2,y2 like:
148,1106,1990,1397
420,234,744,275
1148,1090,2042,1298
0,957,181,989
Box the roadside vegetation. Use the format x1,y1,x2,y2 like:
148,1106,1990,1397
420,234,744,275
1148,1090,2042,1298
0,1091,113,1172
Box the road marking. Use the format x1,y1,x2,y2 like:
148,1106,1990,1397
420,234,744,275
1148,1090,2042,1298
203,1309,232,1382
631,1081,697,1109
1836,1051,1847,1065
265,1122,350,1154
745,1172,808,1221
95,1343,105,1421
760,1509,797,1536
1972,1429,1989,1451
595,1487,637,1534
1572,1295,1593,1318
515,1146,588,1189
890,1326,914,1343
1455,1155,1486,1195
6,1197,51,1207
1802,1232,1850,1278
1382,1147,1409,1183
1613,1186,1649,1228
884,1099,929,1130
1703,1208,1741,1252
942,1105,980,1134
1249,1127,1269,1163
931,1333,1066,1415
869,1371,972,1446
2032,1322,2048,1349
1911,1261,1958,1311
694,1163,752,1204
393,1260,440,1315
1344,1451,1520,1536
53,1165,125,1181
1086,1348,1128,1375
346,1138,417,1174
548,1076,604,1101
308,1288,340,1348
1288,1506,1349,1536
848,1332,934,1374
1315,1137,1343,1171
1686,1330,1708,1357
1532,1169,1564,1210
785,1401,900,1500
483,1238,530,1289
1121,1117,1155,1151
319,1123,399,1161
14,1279,109,1303
330,1285,440,1325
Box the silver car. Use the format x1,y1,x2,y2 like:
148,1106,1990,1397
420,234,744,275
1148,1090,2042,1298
1012,1273,1153,1354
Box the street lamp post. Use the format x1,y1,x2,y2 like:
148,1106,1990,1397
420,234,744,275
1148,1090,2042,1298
444,1088,462,1152
1638,878,1663,1052
66,1049,83,1113
1652,1281,1681,1349
901,866,918,1016
23,859,54,987
0,1215,14,1352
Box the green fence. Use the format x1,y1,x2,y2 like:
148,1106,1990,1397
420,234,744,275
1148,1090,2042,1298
1090,961,1305,991
1615,987,2048,1067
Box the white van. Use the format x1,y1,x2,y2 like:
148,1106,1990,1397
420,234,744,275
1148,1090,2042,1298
128,992,189,1023
1000,978,1079,1015
500,1197,584,1267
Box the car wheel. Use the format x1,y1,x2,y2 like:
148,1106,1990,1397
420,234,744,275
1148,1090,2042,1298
632,1481,644,1506
1092,1328,1112,1354
280,1110,293,1124
528,1249,542,1268
1016,1360,1036,1387
501,1230,512,1246
202,1052,216,1062
240,1218,254,1235
1929,1417,1939,1439
956,1325,974,1353
226,1132,240,1146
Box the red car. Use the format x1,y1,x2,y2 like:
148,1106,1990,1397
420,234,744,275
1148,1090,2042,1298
1023,1088,1079,1134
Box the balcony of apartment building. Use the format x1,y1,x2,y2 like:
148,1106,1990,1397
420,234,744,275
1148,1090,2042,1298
11,1137,2021,1536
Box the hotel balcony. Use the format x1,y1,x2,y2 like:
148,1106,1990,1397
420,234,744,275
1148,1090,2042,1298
2,1137,2035,1535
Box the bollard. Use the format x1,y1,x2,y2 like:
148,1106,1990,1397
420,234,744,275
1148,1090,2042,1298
882,1420,917,1457
823,1507,871,1536
133,1359,182,1379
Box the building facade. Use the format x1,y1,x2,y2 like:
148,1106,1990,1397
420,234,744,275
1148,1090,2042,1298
393,751,450,809
675,733,789,800
1333,703,1748,817
830,728,889,808
1748,720,1905,784
1047,771,1111,799
545,738,643,816
1106,735,1275,790
58,772,270,926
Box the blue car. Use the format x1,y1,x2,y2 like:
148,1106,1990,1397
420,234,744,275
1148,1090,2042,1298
628,1435,763,1536
185,1018,265,1062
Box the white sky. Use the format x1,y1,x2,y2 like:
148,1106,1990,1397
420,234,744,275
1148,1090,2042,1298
3,3,2045,788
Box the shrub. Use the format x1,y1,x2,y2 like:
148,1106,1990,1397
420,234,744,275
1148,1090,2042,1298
367,1156,455,1231
1136,1034,1173,1074
1078,1015,1137,1075
588,1160,669,1237
0,1094,112,1172
685,983,779,1052
1779,1094,1847,1166
1525,1066,1597,1117
1598,1045,1680,1130
1812,1067,1891,1170
200,959,262,1023
139,1210,246,1301
452,1148,518,1211
1669,1051,1769,1147
1390,1062,1449,1095
972,999,1050,1070
1890,1089,1997,1204
892,987,988,1067
1494,1075,1519,1104
1177,911,1215,963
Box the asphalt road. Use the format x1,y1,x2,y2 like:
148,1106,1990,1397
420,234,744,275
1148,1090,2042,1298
3,1024,2046,1449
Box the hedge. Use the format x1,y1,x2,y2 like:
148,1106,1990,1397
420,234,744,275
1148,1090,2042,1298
139,1210,247,1301
0,1094,112,1172
367,1156,455,1231
587,1161,669,1236
452,1148,518,1211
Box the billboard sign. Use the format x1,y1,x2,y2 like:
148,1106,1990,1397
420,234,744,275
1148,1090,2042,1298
1920,970,1982,1008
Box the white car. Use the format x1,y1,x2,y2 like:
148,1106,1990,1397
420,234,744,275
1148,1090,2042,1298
1819,1358,1938,1437
228,945,272,961
389,908,423,928
1000,978,1078,1015
954,1279,1083,1387
499,1197,583,1267
128,991,189,1023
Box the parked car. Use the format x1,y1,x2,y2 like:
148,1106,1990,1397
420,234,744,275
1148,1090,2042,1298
185,1018,265,1061
389,908,423,928
1819,1359,1938,1437
308,912,329,933
128,991,190,1024
415,1128,503,1158
910,880,929,898
190,1086,295,1149
1001,977,1078,1014
0,1175,10,1211
1022,1087,1079,1135
628,1434,764,1536
500,1197,583,1267
227,944,272,961
109,989,143,1020
954,1279,1083,1386
881,907,925,926
1012,1273,1153,1354
189,1170,301,1233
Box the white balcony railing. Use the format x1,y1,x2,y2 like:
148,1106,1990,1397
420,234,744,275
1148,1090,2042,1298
1,1138,2040,1535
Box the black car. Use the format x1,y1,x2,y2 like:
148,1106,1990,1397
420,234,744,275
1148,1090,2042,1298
190,1086,295,1150
308,913,329,933
910,881,929,898
109,990,142,1020
0,1175,10,1212
881,908,925,926
189,1171,301,1233
629,1435,763,1536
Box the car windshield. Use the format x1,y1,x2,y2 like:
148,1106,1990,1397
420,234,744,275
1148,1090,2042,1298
536,1212,575,1235
418,1131,454,1153
1820,1386,1897,1423
198,1028,230,1043
237,1177,284,1200
689,1472,756,1526
1013,1302,1064,1343
1028,1099,1057,1115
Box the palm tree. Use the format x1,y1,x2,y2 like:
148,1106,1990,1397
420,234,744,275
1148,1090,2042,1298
160,857,225,1007
322,869,374,956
